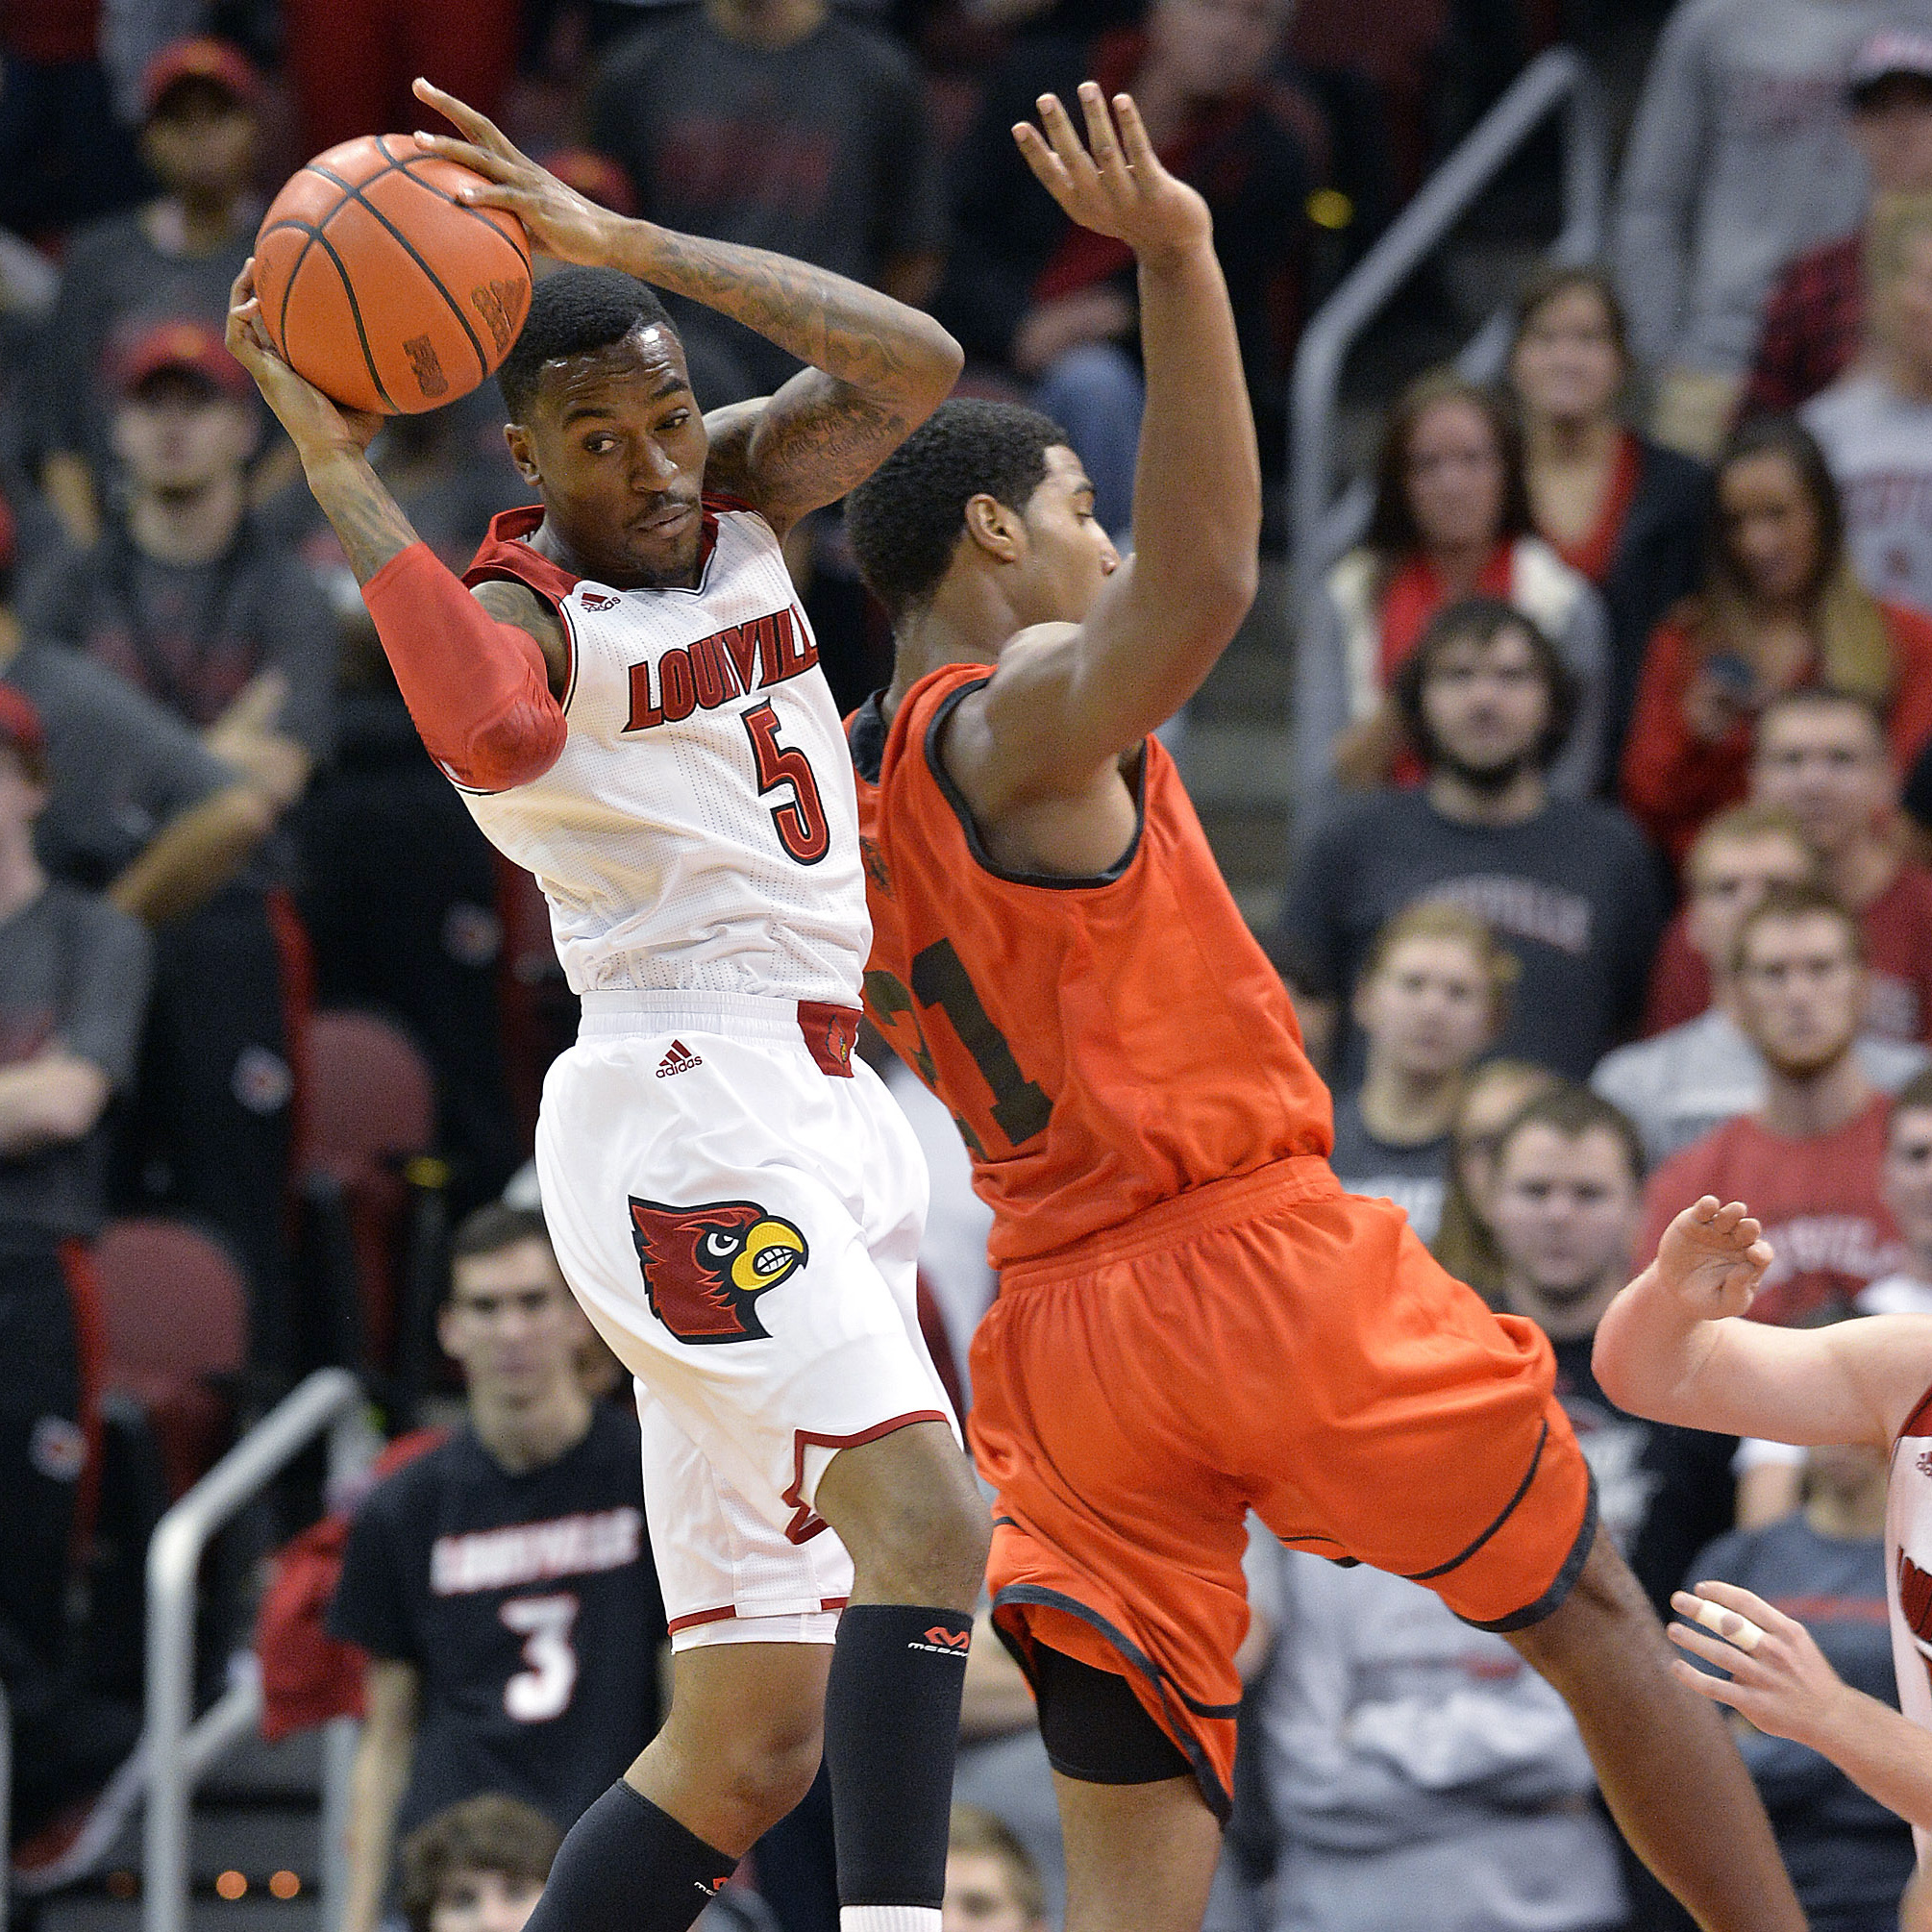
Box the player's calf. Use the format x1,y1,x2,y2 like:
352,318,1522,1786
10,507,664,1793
813,1421,991,1932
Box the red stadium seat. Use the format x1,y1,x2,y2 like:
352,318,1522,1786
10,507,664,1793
90,1218,248,1499
299,1009,438,1383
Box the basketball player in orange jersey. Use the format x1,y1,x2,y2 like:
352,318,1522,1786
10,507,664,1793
843,87,1803,1932
226,82,995,1932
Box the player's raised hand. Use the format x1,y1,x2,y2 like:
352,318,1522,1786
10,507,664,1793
411,80,616,266
225,261,384,460
1014,85,1211,266
1653,1195,1772,1319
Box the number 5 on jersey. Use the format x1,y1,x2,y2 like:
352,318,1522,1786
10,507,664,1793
743,701,830,864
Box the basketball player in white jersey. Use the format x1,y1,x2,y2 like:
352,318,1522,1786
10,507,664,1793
225,78,1003,1932
1593,1193,1932,1843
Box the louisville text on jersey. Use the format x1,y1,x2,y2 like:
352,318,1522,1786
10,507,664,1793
624,605,819,731
431,1505,644,1596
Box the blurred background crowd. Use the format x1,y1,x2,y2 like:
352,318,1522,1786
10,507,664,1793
5,0,1932,1928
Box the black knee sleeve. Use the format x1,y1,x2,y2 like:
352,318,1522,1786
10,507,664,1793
823,1604,971,1908
1032,1643,1191,1785
517,1781,734,1932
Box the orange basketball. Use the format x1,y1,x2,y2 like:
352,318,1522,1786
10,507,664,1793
254,135,531,415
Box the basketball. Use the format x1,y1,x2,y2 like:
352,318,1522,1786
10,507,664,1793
254,134,531,416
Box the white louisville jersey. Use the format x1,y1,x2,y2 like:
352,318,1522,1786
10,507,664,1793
458,497,868,1004
1887,1375,1932,1855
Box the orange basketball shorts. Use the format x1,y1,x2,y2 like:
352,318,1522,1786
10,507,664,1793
967,1156,1596,1820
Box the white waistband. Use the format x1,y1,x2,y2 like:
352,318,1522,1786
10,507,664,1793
576,986,855,1041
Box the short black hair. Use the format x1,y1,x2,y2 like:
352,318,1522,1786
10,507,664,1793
1390,595,1578,772
846,398,1069,621
499,266,676,420
450,1201,552,1266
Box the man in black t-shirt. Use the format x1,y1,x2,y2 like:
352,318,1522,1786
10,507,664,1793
1276,598,1665,1084
330,1206,668,1932
1487,1085,1734,1619
0,685,153,1856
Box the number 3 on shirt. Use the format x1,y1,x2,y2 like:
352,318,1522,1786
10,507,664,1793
500,1592,580,1721
743,701,830,864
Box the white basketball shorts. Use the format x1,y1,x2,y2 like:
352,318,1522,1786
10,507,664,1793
534,988,957,1647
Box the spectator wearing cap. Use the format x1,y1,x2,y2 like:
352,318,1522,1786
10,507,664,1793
24,322,336,1366
1614,0,1932,459
1747,31,1932,417
0,682,154,1860
1803,189,1932,621
33,37,264,549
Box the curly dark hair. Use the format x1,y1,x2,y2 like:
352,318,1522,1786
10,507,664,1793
1390,595,1577,772
845,398,1069,620
499,265,676,420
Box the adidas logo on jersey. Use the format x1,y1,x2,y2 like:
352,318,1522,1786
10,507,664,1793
656,1041,703,1078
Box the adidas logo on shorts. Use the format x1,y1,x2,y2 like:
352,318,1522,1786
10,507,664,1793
656,1040,703,1078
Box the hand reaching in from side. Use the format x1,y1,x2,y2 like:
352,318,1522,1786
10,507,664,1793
1653,1196,1772,1321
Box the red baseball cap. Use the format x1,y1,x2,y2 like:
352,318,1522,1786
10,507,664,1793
113,319,253,402
0,686,45,767
140,36,261,118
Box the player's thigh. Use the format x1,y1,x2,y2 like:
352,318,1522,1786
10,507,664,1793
537,1029,953,1536
1053,1771,1221,1932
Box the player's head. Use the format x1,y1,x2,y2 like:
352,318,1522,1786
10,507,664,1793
943,1806,1048,1932
1391,597,1576,785
498,267,704,591
138,37,260,206
1886,1068,1932,1264
1729,880,1867,1078
846,399,1120,640
439,1203,590,1410
1489,1083,1646,1326
1749,686,1897,859
399,1795,560,1932
0,686,48,844
1683,804,1821,978
1352,902,1513,1087
111,319,259,497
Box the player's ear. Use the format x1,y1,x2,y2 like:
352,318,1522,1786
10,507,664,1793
504,421,540,485
962,491,1024,564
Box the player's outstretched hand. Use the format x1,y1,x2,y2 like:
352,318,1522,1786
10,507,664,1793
1014,85,1211,267
1652,1195,1771,1320
411,79,616,267
1667,1579,1851,1748
225,262,384,460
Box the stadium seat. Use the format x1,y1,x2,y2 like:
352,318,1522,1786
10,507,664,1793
296,1009,444,1407
91,1218,249,1500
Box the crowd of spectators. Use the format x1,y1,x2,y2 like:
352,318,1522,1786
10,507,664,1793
7,0,1932,1926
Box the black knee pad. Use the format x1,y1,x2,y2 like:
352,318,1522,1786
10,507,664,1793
1030,1641,1191,1786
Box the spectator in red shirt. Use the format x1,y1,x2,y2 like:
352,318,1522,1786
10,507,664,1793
1647,688,1932,1043
1621,416,1932,866
1745,32,1932,419
1507,262,1713,776
1636,881,1904,1337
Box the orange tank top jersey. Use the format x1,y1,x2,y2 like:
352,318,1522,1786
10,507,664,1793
847,663,1331,1267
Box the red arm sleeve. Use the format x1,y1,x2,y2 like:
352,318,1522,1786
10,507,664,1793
359,542,568,792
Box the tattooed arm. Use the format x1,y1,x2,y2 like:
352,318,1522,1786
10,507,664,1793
411,80,963,535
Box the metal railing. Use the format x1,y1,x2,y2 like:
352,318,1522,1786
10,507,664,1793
1289,45,1609,600
145,1368,367,1932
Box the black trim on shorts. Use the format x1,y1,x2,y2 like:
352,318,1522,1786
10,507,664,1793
1457,1466,1599,1635
1032,1646,1193,1786
992,1583,1234,1822
1403,1419,1549,1584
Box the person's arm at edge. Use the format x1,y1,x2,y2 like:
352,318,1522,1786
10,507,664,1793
339,1657,419,1932
1593,1194,1927,1445
953,87,1260,807
108,780,280,925
411,82,961,540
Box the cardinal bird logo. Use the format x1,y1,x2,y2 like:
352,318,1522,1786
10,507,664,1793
628,1197,809,1344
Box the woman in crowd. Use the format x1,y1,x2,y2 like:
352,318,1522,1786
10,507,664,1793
1506,263,1710,773
1294,369,1609,830
1621,416,1932,866
1429,1056,1559,1307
